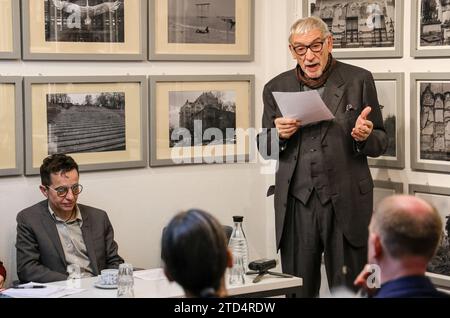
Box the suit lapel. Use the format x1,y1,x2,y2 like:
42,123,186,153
40,203,66,266
80,207,99,275
320,64,345,141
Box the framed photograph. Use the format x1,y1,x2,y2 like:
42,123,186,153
369,73,405,169
22,0,147,60
409,184,450,288
24,76,148,175
410,73,450,174
373,180,403,206
149,0,254,61
303,0,403,58
0,0,20,59
0,77,23,176
150,75,254,166
411,0,450,57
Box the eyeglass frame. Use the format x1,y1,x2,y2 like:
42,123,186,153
290,37,329,57
45,183,83,197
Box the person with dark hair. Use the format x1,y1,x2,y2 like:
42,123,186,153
16,154,124,283
161,209,232,298
355,195,449,298
257,16,388,297
0,261,6,289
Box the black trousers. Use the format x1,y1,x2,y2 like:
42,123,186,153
280,192,367,298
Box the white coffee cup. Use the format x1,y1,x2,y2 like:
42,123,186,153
100,269,118,286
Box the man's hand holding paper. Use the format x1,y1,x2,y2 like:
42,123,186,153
272,90,335,139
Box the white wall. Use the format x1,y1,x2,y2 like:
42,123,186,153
0,0,297,286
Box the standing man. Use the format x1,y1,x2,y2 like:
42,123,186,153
16,154,124,283
257,16,388,297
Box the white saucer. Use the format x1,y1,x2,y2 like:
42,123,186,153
94,281,118,289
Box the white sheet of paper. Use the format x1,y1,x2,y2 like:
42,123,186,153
272,90,335,125
133,268,166,281
0,282,84,298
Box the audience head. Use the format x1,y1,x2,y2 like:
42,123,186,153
288,16,333,79
368,195,442,270
39,154,82,216
161,209,232,297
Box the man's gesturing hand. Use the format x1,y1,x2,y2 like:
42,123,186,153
351,107,374,142
275,117,301,139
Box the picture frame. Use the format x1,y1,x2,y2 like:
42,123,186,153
21,0,147,61
0,77,23,176
409,184,450,288
411,0,450,58
373,180,404,206
149,0,254,61
368,73,405,169
24,76,148,175
149,75,255,166
410,73,450,174
302,0,403,59
0,0,21,59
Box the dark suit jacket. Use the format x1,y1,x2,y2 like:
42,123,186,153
375,276,450,298
257,61,388,249
16,200,124,283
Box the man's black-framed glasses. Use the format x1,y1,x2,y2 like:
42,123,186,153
46,184,83,197
291,39,326,56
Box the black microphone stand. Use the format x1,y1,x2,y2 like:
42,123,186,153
246,270,293,283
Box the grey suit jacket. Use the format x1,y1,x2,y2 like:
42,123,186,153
257,61,388,249
16,200,124,283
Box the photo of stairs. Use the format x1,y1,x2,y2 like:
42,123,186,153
47,93,126,155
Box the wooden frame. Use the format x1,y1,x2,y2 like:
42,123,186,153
22,0,147,61
149,75,255,166
0,77,23,176
369,73,405,169
24,76,148,175
410,73,450,174
0,0,21,59
409,184,450,289
302,0,403,59
373,180,404,206
149,0,254,61
411,0,450,58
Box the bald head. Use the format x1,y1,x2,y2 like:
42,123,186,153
370,195,442,260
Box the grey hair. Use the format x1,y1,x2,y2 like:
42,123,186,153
289,16,331,43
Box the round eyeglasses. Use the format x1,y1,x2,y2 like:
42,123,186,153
46,184,83,197
291,39,326,56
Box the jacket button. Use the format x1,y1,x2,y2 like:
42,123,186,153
294,156,297,160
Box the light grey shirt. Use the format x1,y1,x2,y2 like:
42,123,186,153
48,205,94,278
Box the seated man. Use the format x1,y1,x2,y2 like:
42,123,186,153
355,195,449,298
161,209,232,297
16,154,124,283
0,261,6,289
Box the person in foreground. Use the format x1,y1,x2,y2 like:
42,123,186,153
257,16,388,297
355,195,449,298
161,209,233,298
16,154,124,283
0,261,6,289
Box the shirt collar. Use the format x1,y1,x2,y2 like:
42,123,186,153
48,204,82,224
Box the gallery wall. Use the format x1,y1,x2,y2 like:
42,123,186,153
0,0,297,287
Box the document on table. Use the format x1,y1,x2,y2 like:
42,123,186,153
272,90,334,126
133,268,166,281
0,282,84,298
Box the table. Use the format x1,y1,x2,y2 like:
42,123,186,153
47,268,302,298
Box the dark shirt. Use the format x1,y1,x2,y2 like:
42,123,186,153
375,275,450,298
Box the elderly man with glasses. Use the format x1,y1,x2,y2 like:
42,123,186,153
257,16,388,297
16,154,123,283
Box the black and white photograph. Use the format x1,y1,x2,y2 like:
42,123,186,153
410,184,450,287
44,0,125,43
47,92,126,154
303,0,403,58
418,82,450,162
168,0,236,44
369,73,404,169
169,90,236,147
418,0,450,47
